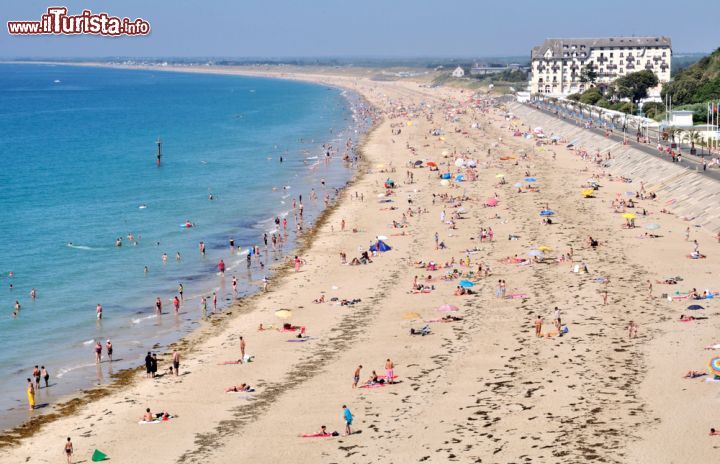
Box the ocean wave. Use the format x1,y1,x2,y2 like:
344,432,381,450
66,244,104,251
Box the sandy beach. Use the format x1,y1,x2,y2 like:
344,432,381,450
3,65,720,464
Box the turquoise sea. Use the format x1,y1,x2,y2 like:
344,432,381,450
0,64,368,427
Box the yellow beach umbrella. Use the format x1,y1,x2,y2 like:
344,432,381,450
402,311,422,321
495,173,506,178
581,188,595,198
538,246,553,252
622,213,636,220
275,309,292,319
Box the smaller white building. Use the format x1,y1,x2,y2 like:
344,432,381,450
668,110,694,128
451,66,465,78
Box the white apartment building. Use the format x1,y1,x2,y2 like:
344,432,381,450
530,36,671,97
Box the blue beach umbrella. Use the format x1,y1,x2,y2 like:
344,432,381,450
524,177,537,182
455,174,465,182
441,173,452,180
687,304,704,310
459,280,475,288
540,210,554,216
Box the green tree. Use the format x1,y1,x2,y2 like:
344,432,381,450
580,62,598,84
567,93,581,102
596,98,610,109
642,101,665,119
579,87,602,105
614,70,659,104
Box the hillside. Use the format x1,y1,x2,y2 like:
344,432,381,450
662,47,720,104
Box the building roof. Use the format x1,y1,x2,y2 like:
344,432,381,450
531,36,672,59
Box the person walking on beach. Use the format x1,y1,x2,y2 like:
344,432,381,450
647,280,653,298
294,256,302,272
178,283,184,301
151,354,158,378
218,259,226,276
155,297,163,314
385,359,395,384
240,336,246,361
352,365,362,388
434,232,439,250
106,340,113,362
172,349,180,376
145,352,153,378
27,378,35,410
94,341,102,363
342,405,353,436
534,316,543,337
32,365,40,389
41,366,49,388
627,321,638,339
213,292,217,311
173,296,180,313
64,437,73,464
201,296,207,319
232,276,238,294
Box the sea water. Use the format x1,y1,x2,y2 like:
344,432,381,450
0,64,367,428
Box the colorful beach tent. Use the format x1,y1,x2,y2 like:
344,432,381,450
370,240,392,252
92,450,109,462
709,357,720,377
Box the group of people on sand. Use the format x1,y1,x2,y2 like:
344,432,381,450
351,359,396,388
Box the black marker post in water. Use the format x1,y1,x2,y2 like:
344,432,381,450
156,137,162,166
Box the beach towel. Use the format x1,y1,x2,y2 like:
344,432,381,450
505,293,528,299
301,432,334,438
287,337,312,342
705,377,720,383
359,383,387,389
138,420,162,425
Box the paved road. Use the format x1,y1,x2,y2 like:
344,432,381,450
524,102,720,182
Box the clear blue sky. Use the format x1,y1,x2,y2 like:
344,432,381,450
2,0,718,58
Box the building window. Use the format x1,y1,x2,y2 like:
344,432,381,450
610,52,614,58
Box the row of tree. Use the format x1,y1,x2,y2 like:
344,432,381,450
566,69,659,115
